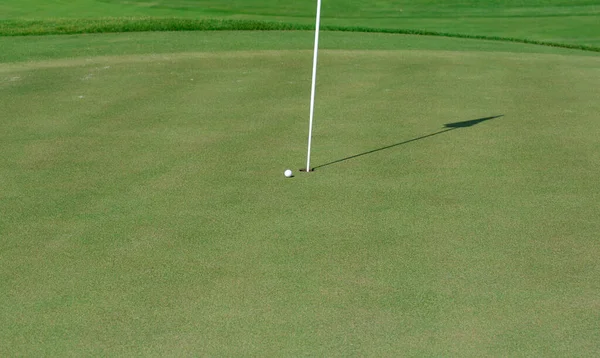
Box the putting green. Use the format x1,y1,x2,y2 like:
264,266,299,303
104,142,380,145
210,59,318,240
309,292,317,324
1,32,599,355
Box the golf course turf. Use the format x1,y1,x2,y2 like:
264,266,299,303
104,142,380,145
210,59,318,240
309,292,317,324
1,1,599,356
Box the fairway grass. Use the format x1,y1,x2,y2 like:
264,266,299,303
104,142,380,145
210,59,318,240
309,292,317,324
1,32,599,355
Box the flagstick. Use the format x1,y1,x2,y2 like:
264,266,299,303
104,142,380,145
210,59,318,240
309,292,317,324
305,0,322,172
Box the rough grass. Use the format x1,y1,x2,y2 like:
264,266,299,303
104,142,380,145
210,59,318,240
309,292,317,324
1,17,599,53
1,0,599,50
0,18,311,36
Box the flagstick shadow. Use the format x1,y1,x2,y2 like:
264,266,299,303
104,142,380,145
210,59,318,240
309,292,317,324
313,115,503,170
313,128,455,170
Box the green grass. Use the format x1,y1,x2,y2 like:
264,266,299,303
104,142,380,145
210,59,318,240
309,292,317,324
1,30,600,355
4,30,600,65
1,0,599,48
1,18,599,53
0,18,311,36
1,0,600,356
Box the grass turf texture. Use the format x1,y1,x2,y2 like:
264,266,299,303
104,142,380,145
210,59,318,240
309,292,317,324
1,31,600,355
1,0,600,50
2,0,600,355
2,18,600,54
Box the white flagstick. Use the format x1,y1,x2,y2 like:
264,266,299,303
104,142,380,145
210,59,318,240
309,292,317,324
305,0,322,172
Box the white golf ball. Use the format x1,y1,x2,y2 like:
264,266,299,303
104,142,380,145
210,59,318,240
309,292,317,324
284,169,293,178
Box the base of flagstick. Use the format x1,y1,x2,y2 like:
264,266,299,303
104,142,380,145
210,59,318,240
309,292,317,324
300,168,315,172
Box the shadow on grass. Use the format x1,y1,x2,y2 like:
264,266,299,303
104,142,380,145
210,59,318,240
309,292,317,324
313,115,503,170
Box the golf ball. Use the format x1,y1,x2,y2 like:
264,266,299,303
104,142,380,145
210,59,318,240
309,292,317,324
284,169,293,178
